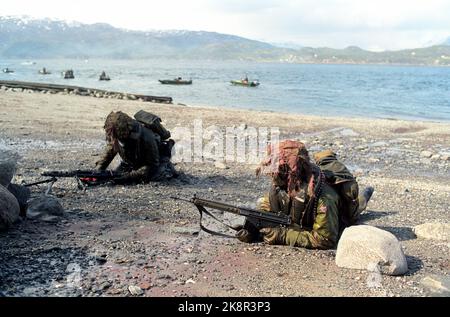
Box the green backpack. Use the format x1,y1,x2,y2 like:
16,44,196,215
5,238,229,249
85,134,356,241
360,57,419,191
313,150,360,228
134,110,171,141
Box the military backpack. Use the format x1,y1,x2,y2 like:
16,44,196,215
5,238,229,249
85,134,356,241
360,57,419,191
313,150,360,228
134,110,171,141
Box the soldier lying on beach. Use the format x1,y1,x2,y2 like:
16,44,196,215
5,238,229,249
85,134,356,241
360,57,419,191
95,110,177,184
236,140,374,249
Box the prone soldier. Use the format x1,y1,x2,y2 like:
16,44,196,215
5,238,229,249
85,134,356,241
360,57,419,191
236,140,374,249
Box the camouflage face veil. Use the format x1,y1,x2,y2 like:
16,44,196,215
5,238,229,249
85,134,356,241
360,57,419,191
104,111,134,142
256,140,314,197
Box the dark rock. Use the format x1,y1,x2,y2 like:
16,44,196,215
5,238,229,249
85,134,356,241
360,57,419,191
0,184,20,231
27,195,64,220
0,151,18,187
7,183,31,217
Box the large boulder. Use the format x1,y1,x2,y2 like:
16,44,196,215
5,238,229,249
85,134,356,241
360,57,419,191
336,225,408,275
7,183,31,217
413,223,450,241
0,184,20,231
27,195,64,220
0,151,18,187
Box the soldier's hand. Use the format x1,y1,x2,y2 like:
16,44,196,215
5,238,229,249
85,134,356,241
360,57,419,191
259,227,287,245
236,228,253,243
112,173,133,185
94,162,106,171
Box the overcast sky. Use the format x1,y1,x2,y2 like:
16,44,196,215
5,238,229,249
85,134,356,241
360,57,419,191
2,0,450,51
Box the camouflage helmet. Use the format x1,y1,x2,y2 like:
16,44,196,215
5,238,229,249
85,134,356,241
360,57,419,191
104,111,134,141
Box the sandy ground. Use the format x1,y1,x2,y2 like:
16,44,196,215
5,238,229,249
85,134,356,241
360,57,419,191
0,89,449,297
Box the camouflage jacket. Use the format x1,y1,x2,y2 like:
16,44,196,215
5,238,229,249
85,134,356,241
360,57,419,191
96,121,160,181
260,181,340,249
285,183,340,249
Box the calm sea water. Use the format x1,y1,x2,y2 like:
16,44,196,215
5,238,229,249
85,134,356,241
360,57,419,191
1,59,449,122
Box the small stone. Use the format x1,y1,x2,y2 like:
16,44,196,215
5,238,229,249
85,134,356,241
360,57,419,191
214,161,229,169
420,275,450,297
138,281,152,290
431,154,441,161
185,279,196,285
420,151,433,158
95,256,107,265
109,288,122,295
413,223,450,241
128,285,144,296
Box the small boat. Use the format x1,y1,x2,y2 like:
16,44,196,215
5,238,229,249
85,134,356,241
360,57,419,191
159,77,192,85
99,71,110,81
38,68,51,75
230,79,260,87
62,69,74,79
3,68,14,74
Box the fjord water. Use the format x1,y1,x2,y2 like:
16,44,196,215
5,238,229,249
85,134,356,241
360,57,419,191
1,59,449,122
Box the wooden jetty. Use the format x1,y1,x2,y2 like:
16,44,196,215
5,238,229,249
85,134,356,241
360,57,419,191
0,80,173,104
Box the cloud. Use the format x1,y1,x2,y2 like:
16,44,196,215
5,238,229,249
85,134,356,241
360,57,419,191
206,0,280,13
1,0,449,50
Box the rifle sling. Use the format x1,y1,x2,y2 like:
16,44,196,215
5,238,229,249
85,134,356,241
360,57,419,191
195,205,238,239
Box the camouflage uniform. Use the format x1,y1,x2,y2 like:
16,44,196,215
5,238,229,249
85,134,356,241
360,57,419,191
238,141,372,250
255,170,340,249
313,150,363,226
96,111,175,183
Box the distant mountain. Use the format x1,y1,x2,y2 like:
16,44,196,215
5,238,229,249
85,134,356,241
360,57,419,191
0,16,294,60
1,16,450,65
443,37,450,45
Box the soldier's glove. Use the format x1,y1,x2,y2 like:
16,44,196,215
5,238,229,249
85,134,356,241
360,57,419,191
236,228,254,243
259,227,288,245
233,225,254,243
112,172,136,185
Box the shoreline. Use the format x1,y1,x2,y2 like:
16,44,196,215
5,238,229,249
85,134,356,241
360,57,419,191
4,57,450,68
182,101,450,125
1,78,449,124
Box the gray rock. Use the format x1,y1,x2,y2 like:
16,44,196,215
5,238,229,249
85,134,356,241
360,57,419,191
420,275,450,297
128,285,143,296
27,195,64,220
7,183,31,216
214,161,229,169
0,151,18,187
335,225,408,275
420,150,433,158
413,223,450,241
0,185,20,231
430,154,441,161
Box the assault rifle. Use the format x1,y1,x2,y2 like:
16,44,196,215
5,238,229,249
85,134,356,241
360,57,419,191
41,170,121,189
171,195,292,239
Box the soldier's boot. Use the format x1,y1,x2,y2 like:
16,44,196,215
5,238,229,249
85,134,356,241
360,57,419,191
357,186,374,214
